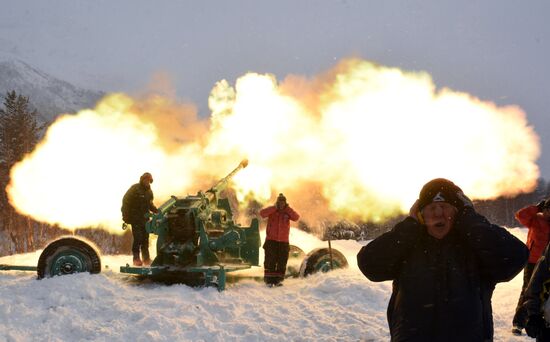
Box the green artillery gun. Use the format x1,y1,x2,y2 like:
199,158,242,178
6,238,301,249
120,159,261,290
1,159,349,290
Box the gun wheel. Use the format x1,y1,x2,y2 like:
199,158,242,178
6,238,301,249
299,248,348,277
288,245,305,259
37,237,101,279
285,245,306,278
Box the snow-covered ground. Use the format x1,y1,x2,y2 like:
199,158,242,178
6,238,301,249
0,228,532,341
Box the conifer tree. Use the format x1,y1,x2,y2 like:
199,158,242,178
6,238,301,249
0,90,42,252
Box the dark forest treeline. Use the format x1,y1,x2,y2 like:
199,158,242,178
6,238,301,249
0,90,131,256
0,90,41,253
0,90,549,256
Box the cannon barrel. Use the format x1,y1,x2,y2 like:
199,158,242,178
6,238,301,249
205,159,248,202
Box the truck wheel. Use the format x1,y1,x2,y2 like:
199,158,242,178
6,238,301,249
299,247,348,277
37,237,101,279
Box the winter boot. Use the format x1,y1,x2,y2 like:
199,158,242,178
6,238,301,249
133,258,143,266
511,326,522,336
142,258,152,266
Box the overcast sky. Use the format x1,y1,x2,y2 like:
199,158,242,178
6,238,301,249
1,1,549,178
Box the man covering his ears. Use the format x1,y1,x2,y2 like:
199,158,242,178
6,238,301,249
259,193,300,287
357,178,528,341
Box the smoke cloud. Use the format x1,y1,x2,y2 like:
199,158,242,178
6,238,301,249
7,59,540,234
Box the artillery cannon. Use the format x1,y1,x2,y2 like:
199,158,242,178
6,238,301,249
120,159,262,290
1,160,349,291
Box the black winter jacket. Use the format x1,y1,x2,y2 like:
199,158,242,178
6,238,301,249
121,183,155,224
357,208,528,342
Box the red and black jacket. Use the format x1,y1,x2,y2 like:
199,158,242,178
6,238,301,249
259,205,299,243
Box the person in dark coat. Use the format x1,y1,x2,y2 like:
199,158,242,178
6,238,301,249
512,199,550,335
122,172,158,266
522,244,550,341
259,193,300,286
357,178,528,342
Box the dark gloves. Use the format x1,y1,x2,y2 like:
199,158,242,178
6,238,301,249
456,191,474,208
525,314,545,338
409,199,421,222
276,202,288,211
392,217,423,240
537,200,547,212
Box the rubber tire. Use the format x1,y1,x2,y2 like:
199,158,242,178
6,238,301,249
285,245,306,278
37,237,101,279
288,245,305,259
299,247,348,277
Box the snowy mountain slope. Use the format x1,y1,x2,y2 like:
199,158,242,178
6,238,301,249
0,228,531,341
0,58,104,122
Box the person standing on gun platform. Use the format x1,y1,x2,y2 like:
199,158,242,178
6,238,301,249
357,178,528,342
259,193,300,287
511,199,550,336
121,172,158,266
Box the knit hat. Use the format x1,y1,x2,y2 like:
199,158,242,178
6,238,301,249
277,193,286,202
418,178,464,211
140,172,153,183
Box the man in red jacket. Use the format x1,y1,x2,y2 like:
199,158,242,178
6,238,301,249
259,193,300,287
512,199,550,335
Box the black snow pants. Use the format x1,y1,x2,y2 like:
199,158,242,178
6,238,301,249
513,262,536,328
131,221,150,261
263,240,289,285
536,326,550,342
